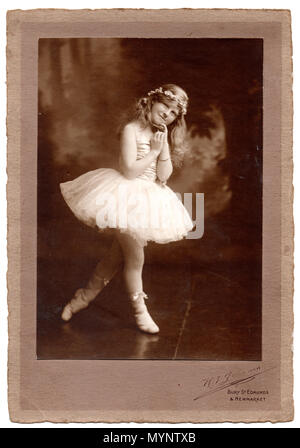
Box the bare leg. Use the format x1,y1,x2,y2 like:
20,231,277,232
116,232,159,334
116,232,144,295
61,237,123,321
84,238,123,298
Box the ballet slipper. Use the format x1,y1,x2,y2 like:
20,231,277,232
61,277,110,322
130,292,159,334
61,289,89,321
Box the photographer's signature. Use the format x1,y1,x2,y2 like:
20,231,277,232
193,365,276,401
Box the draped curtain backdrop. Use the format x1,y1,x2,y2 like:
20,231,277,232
38,38,262,262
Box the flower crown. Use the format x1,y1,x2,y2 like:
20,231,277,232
147,87,188,115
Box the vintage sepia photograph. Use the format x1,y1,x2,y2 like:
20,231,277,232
7,9,293,423
37,37,262,360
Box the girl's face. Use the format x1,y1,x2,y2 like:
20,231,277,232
150,98,180,129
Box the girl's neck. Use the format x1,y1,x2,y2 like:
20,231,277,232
135,119,157,135
141,120,166,133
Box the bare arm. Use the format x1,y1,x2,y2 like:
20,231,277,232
156,126,173,182
119,124,161,180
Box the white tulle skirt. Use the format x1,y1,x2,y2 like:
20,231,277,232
60,168,193,246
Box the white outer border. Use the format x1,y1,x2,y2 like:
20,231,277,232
1,0,298,428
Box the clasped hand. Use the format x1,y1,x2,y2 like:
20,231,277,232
150,124,168,155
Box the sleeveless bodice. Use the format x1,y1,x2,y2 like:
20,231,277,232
136,137,157,182
118,124,157,182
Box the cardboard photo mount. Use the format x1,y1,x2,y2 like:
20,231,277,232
7,8,293,423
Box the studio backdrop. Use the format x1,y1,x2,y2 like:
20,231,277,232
37,38,262,361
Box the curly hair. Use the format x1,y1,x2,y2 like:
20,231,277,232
118,84,189,168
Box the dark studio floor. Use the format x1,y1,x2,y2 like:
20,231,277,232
37,249,261,361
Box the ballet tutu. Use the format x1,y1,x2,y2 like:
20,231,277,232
60,168,194,246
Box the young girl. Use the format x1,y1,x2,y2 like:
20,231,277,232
60,84,193,334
